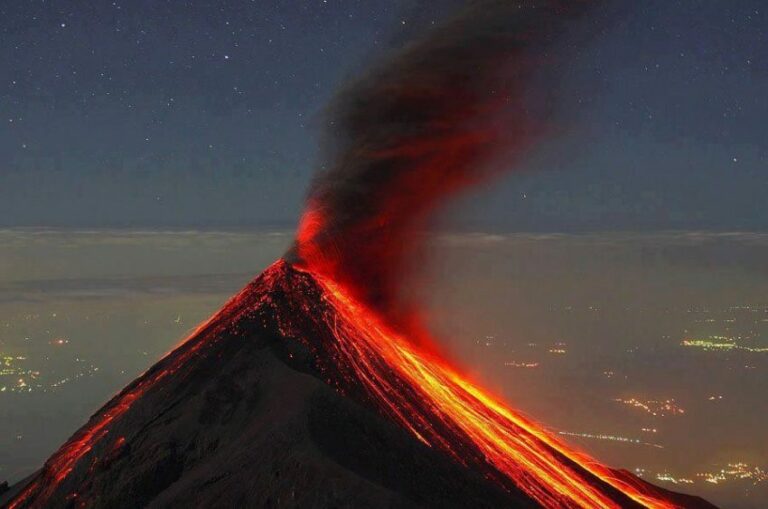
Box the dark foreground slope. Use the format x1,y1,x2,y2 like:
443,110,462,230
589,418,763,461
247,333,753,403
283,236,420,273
2,262,715,509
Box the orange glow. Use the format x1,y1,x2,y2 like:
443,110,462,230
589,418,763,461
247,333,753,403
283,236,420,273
296,266,680,509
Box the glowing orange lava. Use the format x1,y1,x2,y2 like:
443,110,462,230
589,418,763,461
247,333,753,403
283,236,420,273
294,264,681,509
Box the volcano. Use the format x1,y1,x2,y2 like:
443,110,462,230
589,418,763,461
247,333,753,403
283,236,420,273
4,1,717,508
2,261,715,509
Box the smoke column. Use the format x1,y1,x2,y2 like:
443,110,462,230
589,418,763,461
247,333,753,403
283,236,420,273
294,0,598,340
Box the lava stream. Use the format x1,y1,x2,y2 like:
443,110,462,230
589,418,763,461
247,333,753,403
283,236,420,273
289,264,681,509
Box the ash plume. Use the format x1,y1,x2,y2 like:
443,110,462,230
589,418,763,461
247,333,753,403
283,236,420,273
293,0,602,337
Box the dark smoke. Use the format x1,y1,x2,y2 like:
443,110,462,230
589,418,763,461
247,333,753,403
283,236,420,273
294,0,602,341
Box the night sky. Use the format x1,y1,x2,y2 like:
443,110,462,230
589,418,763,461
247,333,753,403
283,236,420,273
1,1,766,230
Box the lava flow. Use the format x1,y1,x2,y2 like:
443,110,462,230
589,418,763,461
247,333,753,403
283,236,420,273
272,262,688,509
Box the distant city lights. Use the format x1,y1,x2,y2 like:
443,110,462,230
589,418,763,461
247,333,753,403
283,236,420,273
614,398,685,417
681,337,768,353
504,361,539,368
557,430,663,449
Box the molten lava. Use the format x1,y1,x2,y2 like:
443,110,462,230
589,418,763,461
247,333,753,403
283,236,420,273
279,263,685,509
